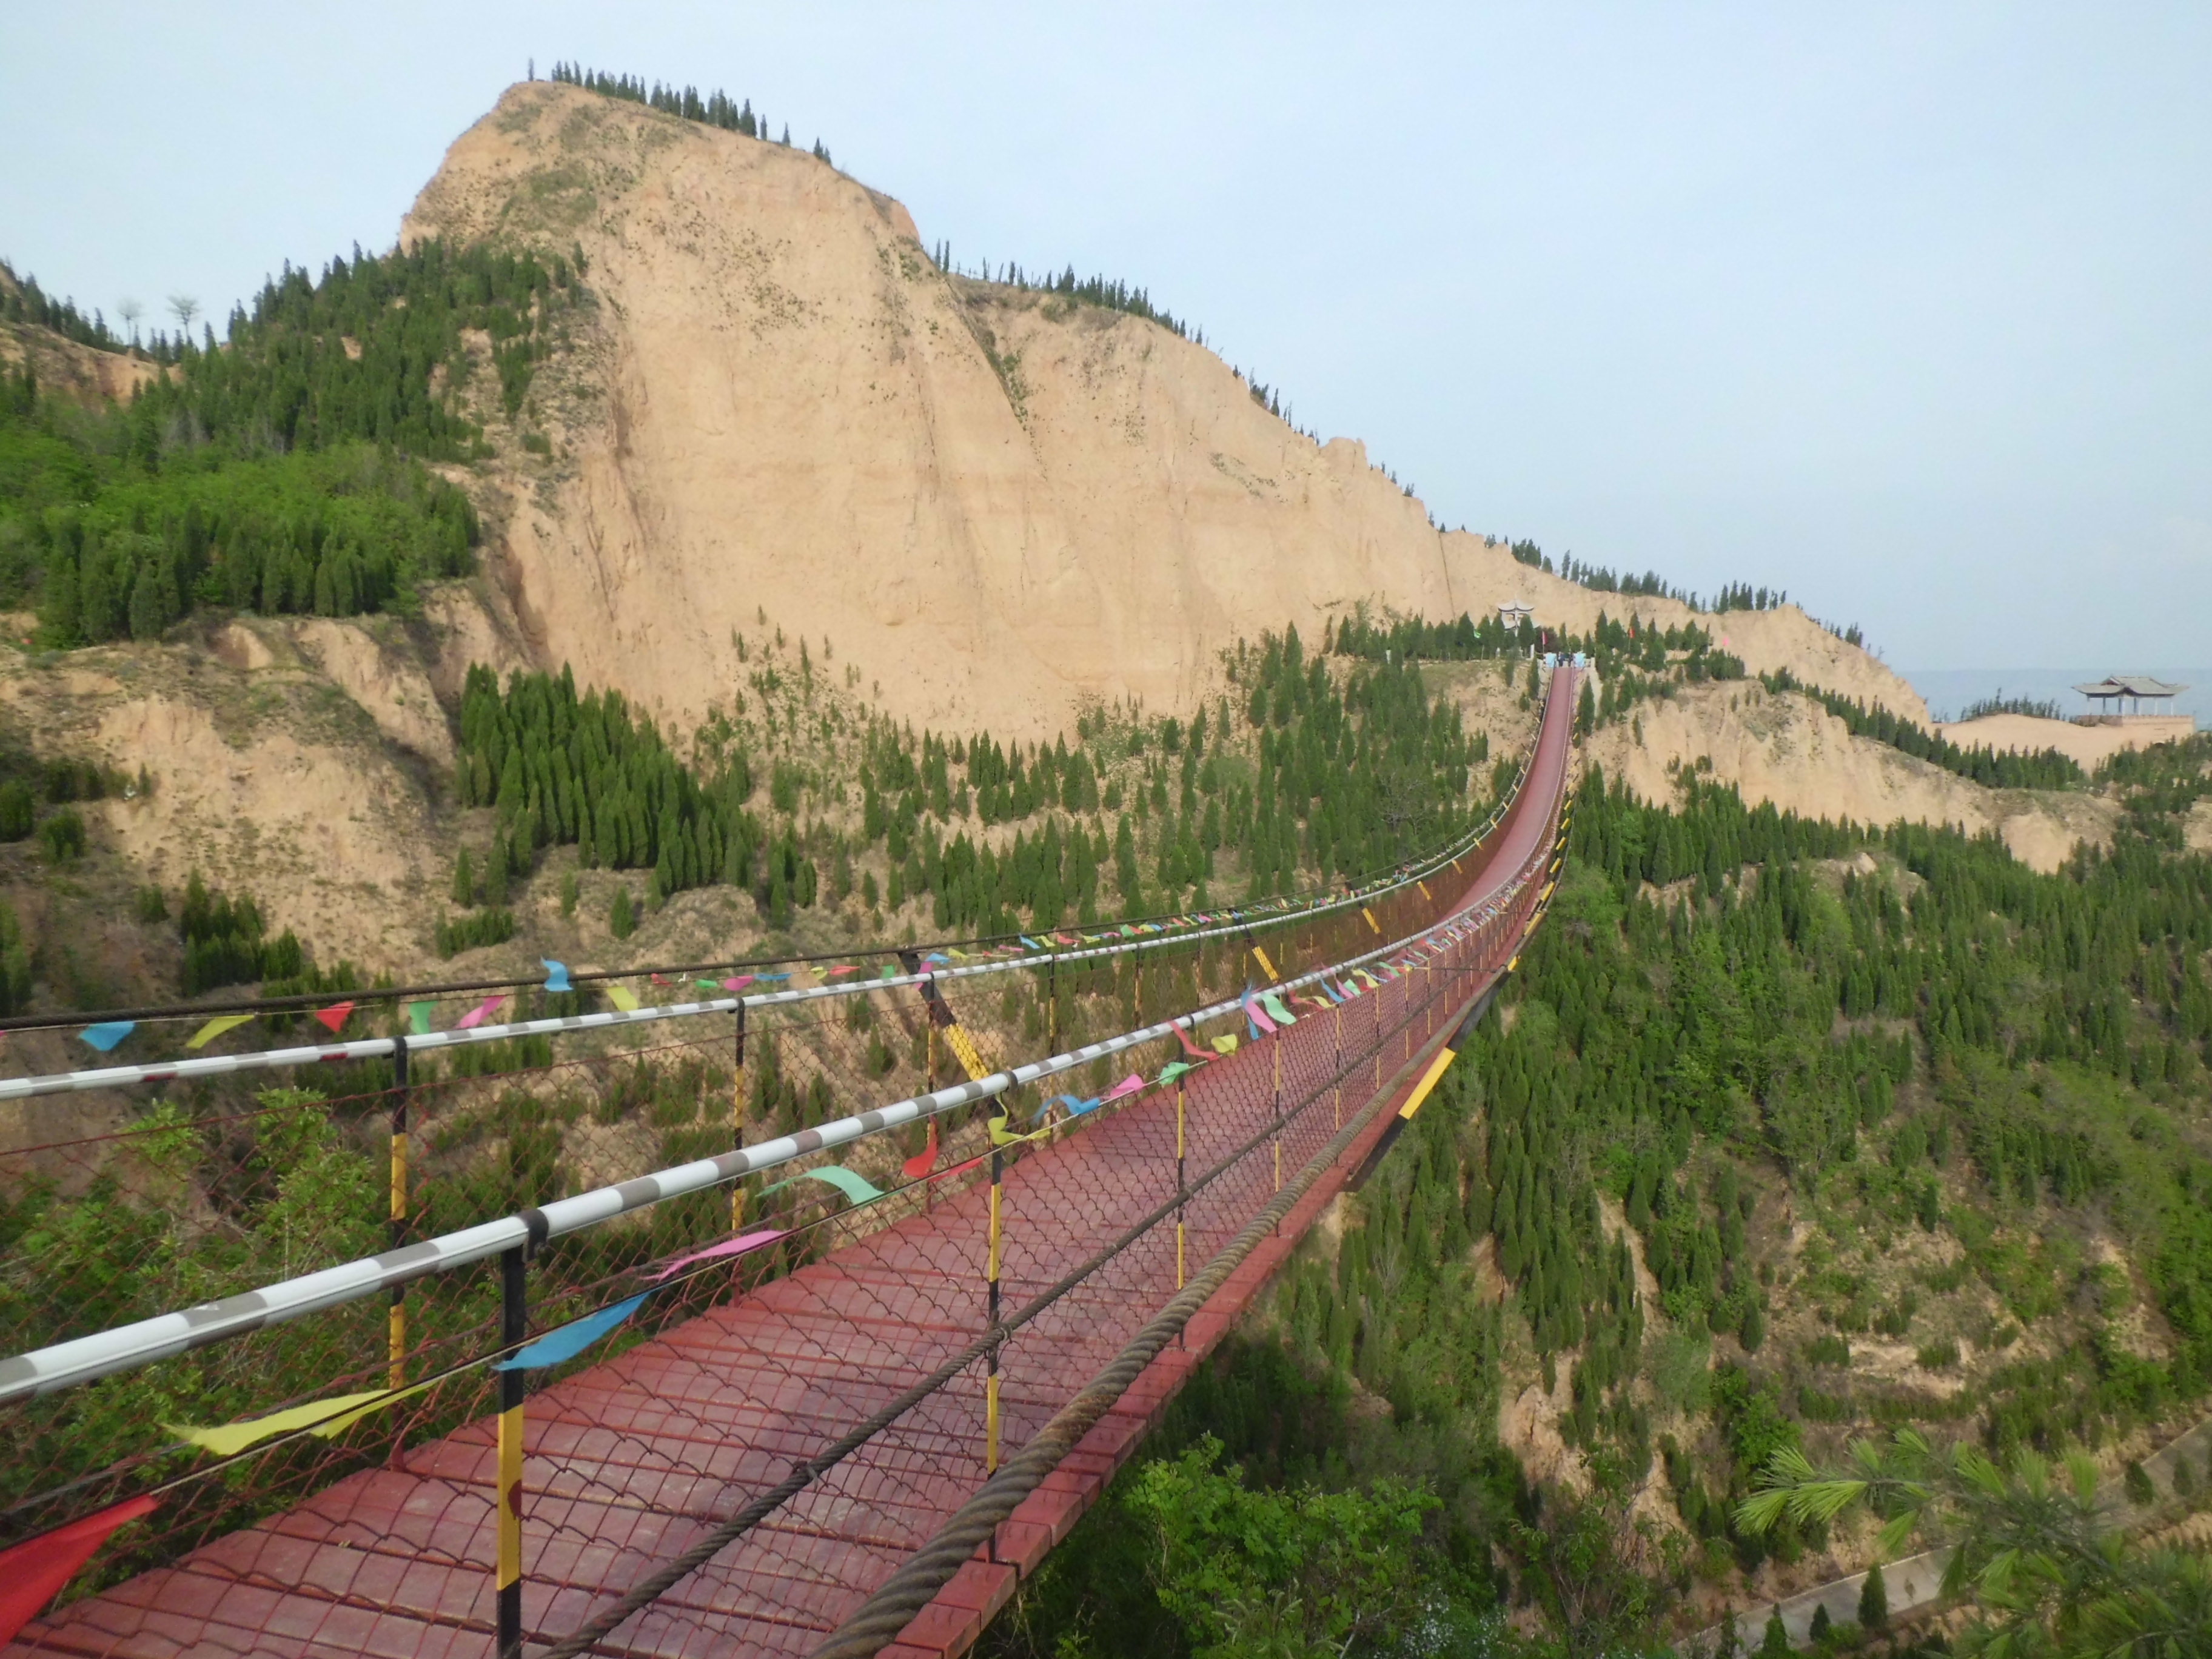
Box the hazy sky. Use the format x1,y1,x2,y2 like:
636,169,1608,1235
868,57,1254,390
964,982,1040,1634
4,2,2206,671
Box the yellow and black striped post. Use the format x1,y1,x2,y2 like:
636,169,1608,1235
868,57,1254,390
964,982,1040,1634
1175,1073,1188,1289
730,1002,748,1233
386,1036,409,1390
985,1128,1004,1473
1272,1029,1284,1194
1332,1003,1343,1130
495,1241,528,1658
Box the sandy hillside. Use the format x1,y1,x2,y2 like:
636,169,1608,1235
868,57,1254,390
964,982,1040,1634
0,284,162,406
1586,680,2119,873
1934,711,2195,771
400,81,1927,743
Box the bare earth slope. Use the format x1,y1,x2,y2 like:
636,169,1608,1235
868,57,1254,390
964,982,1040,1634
402,82,1928,740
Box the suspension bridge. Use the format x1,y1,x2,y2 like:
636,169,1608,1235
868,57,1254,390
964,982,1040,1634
0,669,1581,1659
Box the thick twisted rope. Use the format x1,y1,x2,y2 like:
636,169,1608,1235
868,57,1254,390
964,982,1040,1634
808,991,1467,1659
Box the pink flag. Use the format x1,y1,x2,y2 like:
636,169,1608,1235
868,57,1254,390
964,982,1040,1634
723,975,755,993
652,1229,787,1282
1242,996,1278,1036
1102,1073,1146,1102
456,995,506,1030
312,1001,355,1034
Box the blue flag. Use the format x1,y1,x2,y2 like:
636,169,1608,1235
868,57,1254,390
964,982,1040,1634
495,1293,649,1371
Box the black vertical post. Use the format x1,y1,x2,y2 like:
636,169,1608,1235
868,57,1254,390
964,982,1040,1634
387,1036,409,1389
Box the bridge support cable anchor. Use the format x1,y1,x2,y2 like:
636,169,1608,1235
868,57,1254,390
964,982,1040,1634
386,1036,410,1391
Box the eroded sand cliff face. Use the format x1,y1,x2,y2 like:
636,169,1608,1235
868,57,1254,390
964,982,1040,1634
401,82,1929,742
1584,680,2119,873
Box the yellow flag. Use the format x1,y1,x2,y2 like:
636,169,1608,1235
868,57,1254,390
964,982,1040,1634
1212,1035,1239,1056
169,1379,435,1455
605,985,640,1012
186,1014,255,1050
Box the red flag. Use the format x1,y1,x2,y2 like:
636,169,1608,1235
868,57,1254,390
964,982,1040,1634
1171,1022,1210,1061
902,1121,939,1181
312,1001,355,1035
0,1495,158,1644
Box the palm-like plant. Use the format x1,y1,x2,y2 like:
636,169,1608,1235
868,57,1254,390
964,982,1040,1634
1736,1430,2212,1657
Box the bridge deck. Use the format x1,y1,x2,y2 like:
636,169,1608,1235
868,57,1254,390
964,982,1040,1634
13,680,1575,1659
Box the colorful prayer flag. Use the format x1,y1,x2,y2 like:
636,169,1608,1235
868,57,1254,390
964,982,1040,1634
0,1495,159,1646
652,1230,786,1282
495,1293,649,1371
605,985,640,1012
763,1165,886,1206
185,1014,254,1050
1212,1035,1240,1056
407,1000,434,1035
902,1121,940,1180
312,1001,355,1035
168,1389,399,1456
79,1022,133,1053
457,996,505,1030
541,960,573,994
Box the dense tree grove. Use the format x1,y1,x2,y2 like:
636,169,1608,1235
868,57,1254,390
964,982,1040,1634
451,665,800,920
549,61,776,142
0,235,577,642
1003,728,2212,1655
846,626,1487,935
1,260,131,355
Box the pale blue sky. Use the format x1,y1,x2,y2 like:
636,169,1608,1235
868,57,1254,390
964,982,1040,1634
3,2,2206,671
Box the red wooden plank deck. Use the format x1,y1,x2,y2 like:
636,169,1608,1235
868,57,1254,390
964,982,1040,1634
12,683,1576,1659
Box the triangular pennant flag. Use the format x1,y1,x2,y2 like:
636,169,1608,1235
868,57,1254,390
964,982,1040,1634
987,1105,1027,1147
1212,1035,1240,1055
822,964,859,979
1102,1073,1146,1102
1045,1092,1101,1118
902,1121,940,1181
80,1022,134,1053
605,985,640,1012
1159,1061,1199,1085
763,1164,886,1207
168,1389,398,1456
313,1001,355,1035
186,1013,255,1050
306,1378,437,1438
653,1228,786,1282
495,1293,649,1371
407,1000,434,1034
1242,996,1278,1036
1259,992,1297,1026
456,995,505,1030
723,975,756,991
541,960,572,994
1171,1022,1210,1060
0,1495,159,1646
